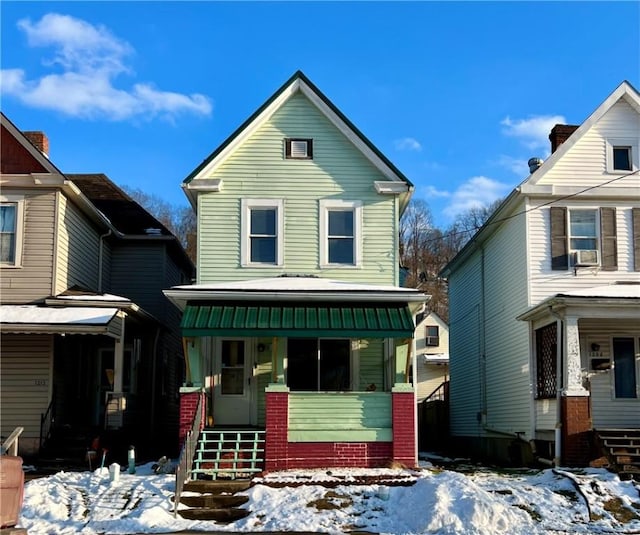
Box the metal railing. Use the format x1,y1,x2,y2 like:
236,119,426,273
424,380,450,403
174,393,203,518
40,393,56,450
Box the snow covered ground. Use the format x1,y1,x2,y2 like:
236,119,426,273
17,456,640,534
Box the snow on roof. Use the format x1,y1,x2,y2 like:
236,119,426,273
173,276,422,293
558,283,640,299
423,353,449,364
0,305,119,325
56,293,131,302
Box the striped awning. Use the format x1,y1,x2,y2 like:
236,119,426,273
180,303,415,338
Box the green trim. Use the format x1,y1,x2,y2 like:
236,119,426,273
288,429,392,442
183,71,413,189
181,302,415,338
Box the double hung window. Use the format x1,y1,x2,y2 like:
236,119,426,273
0,197,23,266
319,200,361,267
241,199,283,266
425,326,440,346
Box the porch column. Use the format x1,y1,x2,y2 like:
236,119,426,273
561,316,592,466
113,312,125,392
105,312,126,429
392,383,416,467
265,384,289,471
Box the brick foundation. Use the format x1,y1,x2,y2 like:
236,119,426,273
178,389,206,452
265,387,414,470
561,396,593,466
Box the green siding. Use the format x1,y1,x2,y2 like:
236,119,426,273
288,392,392,442
358,338,384,390
196,92,398,285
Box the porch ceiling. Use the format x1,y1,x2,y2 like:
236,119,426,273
181,302,415,338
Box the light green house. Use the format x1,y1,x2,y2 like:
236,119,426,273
165,71,428,473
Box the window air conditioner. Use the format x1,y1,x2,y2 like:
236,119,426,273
574,249,599,266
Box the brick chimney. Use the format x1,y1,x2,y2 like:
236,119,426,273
549,124,579,154
23,131,49,158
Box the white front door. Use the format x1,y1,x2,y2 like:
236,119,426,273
213,339,254,425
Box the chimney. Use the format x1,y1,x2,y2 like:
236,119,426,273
23,131,49,158
549,124,579,153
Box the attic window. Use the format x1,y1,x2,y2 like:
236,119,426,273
285,138,313,160
606,138,638,173
613,146,631,171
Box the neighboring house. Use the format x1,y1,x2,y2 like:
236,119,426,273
414,311,449,403
164,71,428,473
0,114,194,460
441,81,640,468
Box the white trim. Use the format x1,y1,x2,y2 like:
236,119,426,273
319,199,362,268
240,198,284,267
605,137,639,174
184,178,223,192
0,194,25,267
374,181,409,194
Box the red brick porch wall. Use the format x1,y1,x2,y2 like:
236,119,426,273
178,389,206,452
561,396,592,466
264,388,415,471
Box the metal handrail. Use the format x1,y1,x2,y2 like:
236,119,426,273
40,392,56,450
174,393,203,518
423,380,450,403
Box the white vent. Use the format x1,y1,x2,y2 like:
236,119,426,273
290,140,309,158
574,249,599,266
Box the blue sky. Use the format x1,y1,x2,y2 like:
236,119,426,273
2,1,638,227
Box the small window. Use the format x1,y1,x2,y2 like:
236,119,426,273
425,326,439,347
319,200,362,267
241,199,283,266
613,146,632,171
285,138,313,160
606,138,638,173
0,198,24,267
568,209,598,265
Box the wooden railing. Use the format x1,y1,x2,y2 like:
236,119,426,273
2,427,24,456
174,393,203,518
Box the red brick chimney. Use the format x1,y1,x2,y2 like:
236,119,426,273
549,124,579,154
23,131,49,158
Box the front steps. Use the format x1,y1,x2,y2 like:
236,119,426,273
192,429,265,480
596,428,640,479
175,479,252,522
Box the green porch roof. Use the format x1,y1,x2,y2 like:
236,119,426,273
181,303,415,338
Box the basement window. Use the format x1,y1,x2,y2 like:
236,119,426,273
285,138,313,160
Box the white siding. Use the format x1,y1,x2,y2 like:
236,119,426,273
449,204,529,438
0,334,53,453
535,398,557,431
527,200,639,305
415,313,449,402
536,99,640,188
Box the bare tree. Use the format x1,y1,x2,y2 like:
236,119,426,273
123,186,197,263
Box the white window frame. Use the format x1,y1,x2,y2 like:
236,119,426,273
241,198,284,267
425,325,440,347
568,208,599,266
319,199,362,268
0,195,25,268
606,138,639,173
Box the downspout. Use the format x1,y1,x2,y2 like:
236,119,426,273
550,307,564,467
98,230,112,293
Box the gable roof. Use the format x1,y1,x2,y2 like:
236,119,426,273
441,80,640,278
182,70,413,209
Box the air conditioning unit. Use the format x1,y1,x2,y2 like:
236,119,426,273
574,249,599,266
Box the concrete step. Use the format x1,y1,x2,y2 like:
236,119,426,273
177,507,250,522
183,479,252,494
178,494,249,508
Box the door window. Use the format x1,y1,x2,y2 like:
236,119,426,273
221,340,245,395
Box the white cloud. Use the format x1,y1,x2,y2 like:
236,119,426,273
0,13,212,121
423,185,451,198
394,137,422,152
501,114,565,151
496,154,530,177
443,176,510,219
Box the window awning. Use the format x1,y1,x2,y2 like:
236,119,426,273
180,303,415,338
